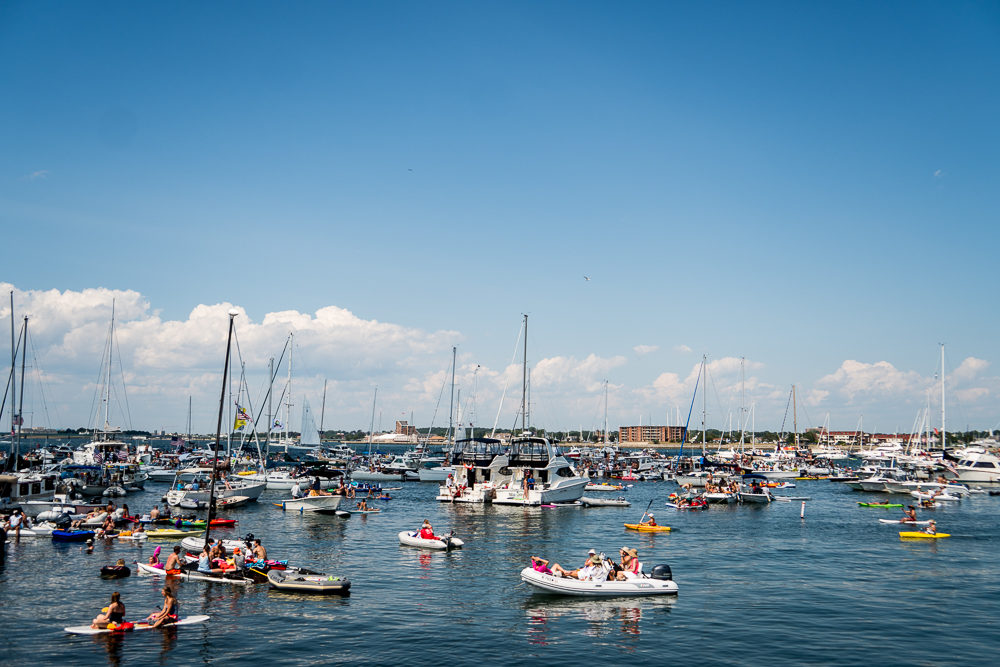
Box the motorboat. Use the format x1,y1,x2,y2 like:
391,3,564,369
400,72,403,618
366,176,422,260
580,496,630,507
275,494,343,513
398,530,464,550
911,490,961,502
945,450,1000,484
520,564,678,597
584,482,625,492
417,466,454,482
489,437,589,506
163,469,265,506
267,569,350,594
17,493,103,519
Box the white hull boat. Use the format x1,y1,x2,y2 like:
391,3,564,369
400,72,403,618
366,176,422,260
417,466,454,482
180,536,248,552
879,519,932,525
351,470,407,482
584,483,626,492
397,531,464,550
580,496,630,507
911,491,960,502
520,567,678,597
136,561,252,585
276,495,343,513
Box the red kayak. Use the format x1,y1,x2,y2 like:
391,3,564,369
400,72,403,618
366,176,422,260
209,519,237,527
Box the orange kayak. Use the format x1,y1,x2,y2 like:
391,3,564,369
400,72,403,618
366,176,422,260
624,523,671,532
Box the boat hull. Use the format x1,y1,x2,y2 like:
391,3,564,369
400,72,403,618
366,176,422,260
277,495,343,513
398,531,464,550
520,567,677,596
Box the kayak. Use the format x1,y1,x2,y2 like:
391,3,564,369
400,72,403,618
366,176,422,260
398,531,464,550
348,509,382,515
65,615,210,635
267,569,351,595
858,503,903,508
520,565,678,597
624,523,671,532
899,531,951,539
145,529,206,539
665,502,707,510
154,519,236,528
879,519,932,525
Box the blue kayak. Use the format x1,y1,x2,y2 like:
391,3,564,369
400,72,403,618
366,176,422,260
52,530,95,542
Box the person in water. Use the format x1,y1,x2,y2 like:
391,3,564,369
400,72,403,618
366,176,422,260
640,513,657,527
91,591,125,629
148,587,178,628
923,520,937,535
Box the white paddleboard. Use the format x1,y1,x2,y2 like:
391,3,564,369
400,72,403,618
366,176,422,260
879,519,932,525
65,615,209,635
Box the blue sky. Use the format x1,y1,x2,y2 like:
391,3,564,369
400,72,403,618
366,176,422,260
1,2,999,434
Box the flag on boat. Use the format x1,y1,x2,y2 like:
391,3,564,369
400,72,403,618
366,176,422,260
234,417,247,430
272,419,282,430
237,405,253,423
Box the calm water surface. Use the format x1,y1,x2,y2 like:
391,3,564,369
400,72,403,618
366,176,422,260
1,478,997,665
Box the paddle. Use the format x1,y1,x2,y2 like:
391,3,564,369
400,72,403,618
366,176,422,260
637,498,654,524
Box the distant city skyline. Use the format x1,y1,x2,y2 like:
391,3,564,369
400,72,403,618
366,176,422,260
2,4,997,434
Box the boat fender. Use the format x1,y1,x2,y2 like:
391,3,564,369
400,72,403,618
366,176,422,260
649,564,673,581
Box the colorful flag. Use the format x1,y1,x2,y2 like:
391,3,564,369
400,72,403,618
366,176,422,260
237,405,253,423
272,419,283,430
234,417,247,430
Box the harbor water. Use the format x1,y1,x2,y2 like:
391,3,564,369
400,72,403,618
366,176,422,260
2,476,998,666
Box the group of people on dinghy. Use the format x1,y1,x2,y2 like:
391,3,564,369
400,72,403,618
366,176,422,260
531,546,643,582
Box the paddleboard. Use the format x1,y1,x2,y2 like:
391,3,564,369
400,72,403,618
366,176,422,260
624,523,671,532
879,519,931,525
65,615,210,635
348,509,382,514
899,531,950,539
858,502,903,508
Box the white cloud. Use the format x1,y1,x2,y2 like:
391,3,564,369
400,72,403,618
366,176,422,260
633,344,658,356
933,169,943,178
674,344,692,353
816,360,925,402
25,169,49,181
949,357,989,384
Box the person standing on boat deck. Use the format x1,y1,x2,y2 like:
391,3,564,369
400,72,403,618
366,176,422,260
291,483,302,499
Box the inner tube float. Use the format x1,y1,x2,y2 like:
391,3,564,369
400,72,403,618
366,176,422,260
100,565,131,579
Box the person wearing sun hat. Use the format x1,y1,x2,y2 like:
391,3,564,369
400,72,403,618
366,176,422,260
639,512,657,527
617,548,641,580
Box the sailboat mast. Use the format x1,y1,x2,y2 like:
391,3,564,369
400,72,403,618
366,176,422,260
187,396,192,440
603,380,608,446
266,357,274,462
521,314,528,433
793,384,799,449
940,343,946,449
448,346,456,446
15,317,27,461
104,300,115,433
701,355,707,456
286,333,293,445
204,310,237,552
319,379,328,437
367,386,377,457
9,291,15,452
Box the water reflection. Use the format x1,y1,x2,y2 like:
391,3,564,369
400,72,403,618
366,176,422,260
524,596,674,645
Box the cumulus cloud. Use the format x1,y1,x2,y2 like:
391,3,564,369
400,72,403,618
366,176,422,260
674,344,692,353
633,344,658,356
816,360,925,402
949,357,989,384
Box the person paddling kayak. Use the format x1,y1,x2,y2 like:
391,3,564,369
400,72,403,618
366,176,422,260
923,520,937,535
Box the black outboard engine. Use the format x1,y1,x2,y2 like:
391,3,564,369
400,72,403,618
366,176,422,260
54,512,73,529
649,564,673,581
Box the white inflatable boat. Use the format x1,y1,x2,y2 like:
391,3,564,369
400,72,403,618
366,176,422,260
520,565,678,597
397,531,464,550
580,496,631,507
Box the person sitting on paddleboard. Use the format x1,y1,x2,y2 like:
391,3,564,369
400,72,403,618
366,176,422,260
903,506,917,523
923,520,937,535
148,587,178,628
91,591,125,629
357,500,372,511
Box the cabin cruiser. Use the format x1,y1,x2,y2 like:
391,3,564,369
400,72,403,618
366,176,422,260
0,470,61,509
944,450,1000,484
163,468,265,506
436,436,588,505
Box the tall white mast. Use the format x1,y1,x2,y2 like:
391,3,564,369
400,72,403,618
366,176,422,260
603,379,609,446
940,343,946,449
103,300,115,433
286,332,293,444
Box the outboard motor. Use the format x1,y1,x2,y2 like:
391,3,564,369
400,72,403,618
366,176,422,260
54,512,73,529
649,564,673,581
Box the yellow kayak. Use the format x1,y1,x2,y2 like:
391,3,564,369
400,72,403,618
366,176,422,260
145,529,206,539
624,523,671,532
899,531,950,539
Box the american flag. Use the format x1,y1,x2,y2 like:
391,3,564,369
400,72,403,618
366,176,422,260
94,451,103,465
